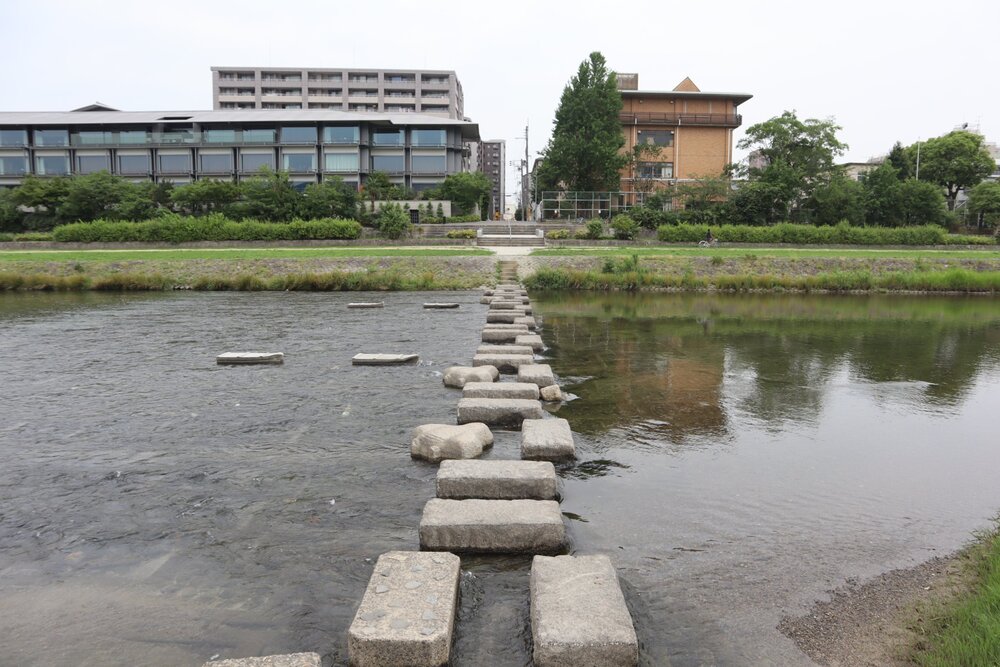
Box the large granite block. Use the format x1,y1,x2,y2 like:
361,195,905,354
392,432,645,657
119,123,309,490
348,551,461,667
530,555,638,667
411,423,493,462
436,460,557,500
517,364,557,388
514,334,544,352
486,311,524,324
462,382,540,400
202,655,320,667
481,329,528,344
457,398,544,427
443,365,498,388
419,499,565,554
476,344,535,356
521,418,576,460
472,353,535,373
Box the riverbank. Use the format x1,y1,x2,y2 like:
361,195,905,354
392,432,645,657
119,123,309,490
781,524,1000,666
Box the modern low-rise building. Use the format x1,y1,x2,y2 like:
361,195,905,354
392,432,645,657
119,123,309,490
0,107,480,191
478,139,505,218
211,67,465,119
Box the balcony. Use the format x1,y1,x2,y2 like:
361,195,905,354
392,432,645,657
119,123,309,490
619,112,742,128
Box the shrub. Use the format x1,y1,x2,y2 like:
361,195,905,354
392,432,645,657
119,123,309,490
446,214,482,223
376,203,411,239
14,232,54,241
654,222,975,246
573,229,590,240
445,229,477,239
546,229,570,240
584,218,604,240
610,214,640,240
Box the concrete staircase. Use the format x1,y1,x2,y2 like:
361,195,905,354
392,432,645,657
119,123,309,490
477,224,545,247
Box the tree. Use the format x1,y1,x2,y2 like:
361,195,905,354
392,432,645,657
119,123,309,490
898,178,946,227
968,181,1000,229
0,187,21,231
886,142,913,180
376,202,411,239
362,171,396,208
861,162,904,226
300,177,358,219
806,176,865,226
535,51,627,192
237,168,300,221
170,179,241,216
627,143,667,196
435,171,492,216
914,130,995,210
729,181,789,226
737,111,848,216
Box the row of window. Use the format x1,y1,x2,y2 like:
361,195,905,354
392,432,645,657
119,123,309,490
637,162,675,179
0,127,451,148
636,129,675,147
219,73,450,84
0,152,449,176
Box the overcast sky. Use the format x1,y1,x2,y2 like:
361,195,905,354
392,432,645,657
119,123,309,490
2,0,997,203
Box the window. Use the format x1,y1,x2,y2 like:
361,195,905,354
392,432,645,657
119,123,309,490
34,129,69,147
411,181,442,193
241,152,274,172
75,131,113,146
280,126,318,144
637,130,674,147
638,162,674,179
323,126,359,144
411,154,446,173
204,129,238,143
243,129,276,144
199,153,233,173
0,130,28,147
118,154,151,175
282,153,316,172
324,152,359,172
118,131,149,145
35,154,70,175
0,155,28,175
76,154,111,174
371,154,404,172
158,153,192,173
371,129,404,147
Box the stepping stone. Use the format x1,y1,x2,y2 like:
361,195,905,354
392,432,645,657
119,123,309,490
476,344,535,356
348,551,461,667
482,323,531,330
482,329,528,344
540,385,564,402
530,555,638,667
521,418,576,460
514,316,537,330
462,381,540,400
472,353,535,374
486,311,523,324
216,352,284,365
489,301,527,310
352,353,419,366
443,365,498,388
457,397,544,427
202,654,320,667
518,363,557,388
411,423,494,462
515,334,544,352
436,460,557,500
348,302,384,308
423,303,460,309
419,499,565,553
480,296,494,304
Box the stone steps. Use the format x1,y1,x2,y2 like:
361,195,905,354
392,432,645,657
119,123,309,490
456,397,544,427
479,235,545,247
419,499,565,554
462,381,540,400
521,418,576,461
436,460,557,500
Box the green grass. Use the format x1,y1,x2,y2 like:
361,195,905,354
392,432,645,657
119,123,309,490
0,247,491,263
913,525,1000,667
532,246,1000,260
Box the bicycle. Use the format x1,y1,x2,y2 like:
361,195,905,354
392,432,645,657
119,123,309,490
698,238,719,248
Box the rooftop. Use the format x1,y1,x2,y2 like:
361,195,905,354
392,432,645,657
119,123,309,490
618,75,753,106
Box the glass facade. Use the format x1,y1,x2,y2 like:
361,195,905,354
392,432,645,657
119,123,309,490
34,129,69,147
0,130,28,147
241,152,275,172
76,154,111,174
204,129,238,143
243,129,276,144
371,154,405,172
158,153,192,173
118,154,151,175
323,126,360,144
371,129,404,146
282,153,316,172
637,130,674,147
0,155,29,175
74,131,115,145
119,131,149,145
324,152,359,172
35,155,70,175
411,129,446,146
411,154,446,173
638,162,674,179
200,153,233,173
280,127,318,144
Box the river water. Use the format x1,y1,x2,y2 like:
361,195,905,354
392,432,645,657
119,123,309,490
1,291,999,666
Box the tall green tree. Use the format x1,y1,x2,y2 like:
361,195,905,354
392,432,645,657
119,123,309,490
967,181,1000,229
898,178,946,226
914,130,995,210
536,52,626,192
806,176,865,226
434,171,492,216
170,179,241,216
236,168,301,221
886,141,913,180
861,162,904,226
362,171,396,208
300,177,358,219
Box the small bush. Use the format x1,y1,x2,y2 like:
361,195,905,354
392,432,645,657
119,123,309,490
14,232,54,241
447,214,482,223
654,222,981,246
585,218,604,240
610,215,640,240
573,229,590,240
546,229,570,240
375,203,412,240
445,229,477,239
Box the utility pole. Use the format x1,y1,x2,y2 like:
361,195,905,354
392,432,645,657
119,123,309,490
524,122,530,222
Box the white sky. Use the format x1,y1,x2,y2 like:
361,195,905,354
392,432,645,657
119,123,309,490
2,0,997,204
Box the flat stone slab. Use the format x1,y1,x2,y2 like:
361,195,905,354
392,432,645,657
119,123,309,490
457,397,544,427
515,334,544,352
489,301,523,310
517,363,557,388
348,551,461,667
353,353,419,366
202,654,320,667
419,499,565,553
348,302,384,308
443,365,498,388
411,423,494,462
472,353,535,373
423,303,460,309
514,316,538,330
477,344,535,356
530,555,638,667
521,418,576,460
481,323,531,330
482,329,528,344
486,311,525,324
437,460,557,500
463,381,540,400
480,296,494,304
216,352,284,365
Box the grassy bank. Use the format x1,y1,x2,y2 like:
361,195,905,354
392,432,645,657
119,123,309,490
910,525,1000,666
0,247,489,262
533,246,1000,260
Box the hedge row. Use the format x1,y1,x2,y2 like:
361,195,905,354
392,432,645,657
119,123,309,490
52,214,362,243
656,222,993,246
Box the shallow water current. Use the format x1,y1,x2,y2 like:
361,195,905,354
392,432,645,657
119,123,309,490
1,291,999,666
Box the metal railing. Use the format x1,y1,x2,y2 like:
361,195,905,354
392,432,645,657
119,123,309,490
619,112,742,127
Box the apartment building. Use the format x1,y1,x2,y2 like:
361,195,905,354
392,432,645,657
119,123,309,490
477,140,505,218
618,74,751,199
0,107,479,191
212,67,465,119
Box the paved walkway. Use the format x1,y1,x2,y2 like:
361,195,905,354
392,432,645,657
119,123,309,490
484,246,536,256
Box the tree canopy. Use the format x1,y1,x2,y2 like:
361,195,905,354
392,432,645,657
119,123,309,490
911,130,995,209
535,52,626,193
432,171,492,216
